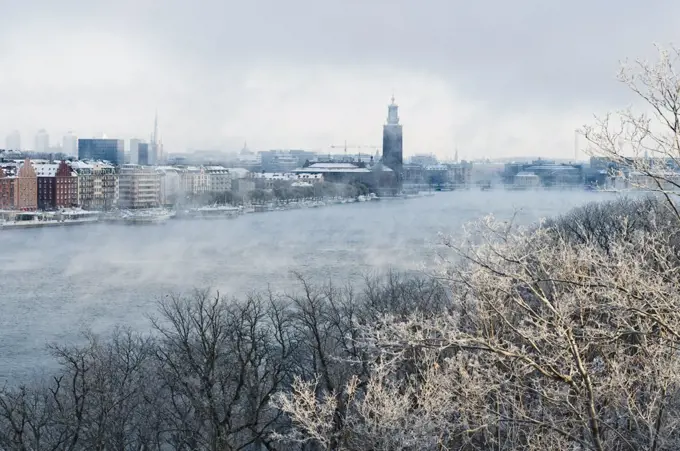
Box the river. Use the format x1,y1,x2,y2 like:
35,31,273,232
0,190,614,382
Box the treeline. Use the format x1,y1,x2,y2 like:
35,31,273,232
183,181,371,207
0,273,448,450
4,197,680,450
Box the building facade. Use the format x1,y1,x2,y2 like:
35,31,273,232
138,142,150,165
69,161,118,210
78,139,125,166
180,166,209,197
118,164,160,209
157,167,182,206
35,161,78,210
205,166,231,193
382,96,403,184
0,167,14,209
14,159,37,210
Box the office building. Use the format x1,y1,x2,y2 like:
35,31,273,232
78,138,125,166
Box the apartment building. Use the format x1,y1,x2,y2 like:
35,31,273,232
68,161,119,210
118,164,160,209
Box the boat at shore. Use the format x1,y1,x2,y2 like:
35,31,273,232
103,209,174,225
180,205,242,220
1,217,99,230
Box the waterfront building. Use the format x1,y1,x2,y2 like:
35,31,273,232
68,161,118,210
13,159,38,210
118,164,161,209
514,171,541,189
179,166,209,197
382,96,403,184
78,138,125,166
205,166,231,193
35,161,78,210
156,167,182,206
294,161,396,194
0,167,13,209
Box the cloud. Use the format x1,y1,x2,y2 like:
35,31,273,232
1,0,679,158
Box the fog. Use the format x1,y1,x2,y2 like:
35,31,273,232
2,1,679,158
0,191,616,381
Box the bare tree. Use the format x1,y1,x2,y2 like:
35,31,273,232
276,204,680,451
582,44,680,219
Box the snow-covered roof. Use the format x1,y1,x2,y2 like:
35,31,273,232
34,164,59,177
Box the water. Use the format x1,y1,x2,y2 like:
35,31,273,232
0,190,612,381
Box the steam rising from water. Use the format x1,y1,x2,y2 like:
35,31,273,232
0,191,612,381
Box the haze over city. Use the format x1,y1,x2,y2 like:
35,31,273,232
2,0,679,159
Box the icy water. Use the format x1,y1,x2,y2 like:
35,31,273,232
0,190,613,381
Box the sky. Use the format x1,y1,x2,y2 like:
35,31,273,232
0,0,679,160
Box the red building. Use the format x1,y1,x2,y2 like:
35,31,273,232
36,161,77,210
14,159,37,211
0,167,14,209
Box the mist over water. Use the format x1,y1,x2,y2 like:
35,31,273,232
0,191,613,381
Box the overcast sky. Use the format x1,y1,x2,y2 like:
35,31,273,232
1,0,678,159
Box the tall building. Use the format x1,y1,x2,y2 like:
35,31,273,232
62,131,78,156
35,129,49,152
148,111,159,165
78,138,125,166
5,130,21,151
382,96,403,183
138,142,150,165
129,138,141,164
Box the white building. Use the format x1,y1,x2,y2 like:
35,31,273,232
5,130,20,151
179,166,209,196
62,131,78,156
34,129,49,152
156,166,182,205
514,171,541,188
205,166,231,192
118,164,161,209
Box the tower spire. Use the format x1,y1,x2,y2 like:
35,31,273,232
386,95,399,125
153,110,158,145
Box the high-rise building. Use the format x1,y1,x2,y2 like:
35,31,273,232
78,138,125,166
382,96,403,183
138,142,150,165
62,131,78,156
5,130,21,151
129,138,141,165
148,111,159,165
35,129,49,152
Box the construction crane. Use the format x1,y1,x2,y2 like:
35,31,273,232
329,141,381,162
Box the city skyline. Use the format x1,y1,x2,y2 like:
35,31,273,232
1,1,679,160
